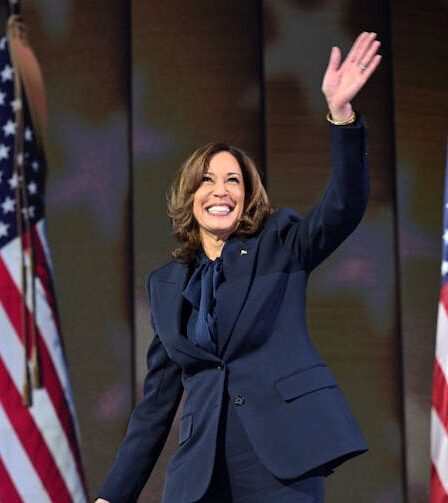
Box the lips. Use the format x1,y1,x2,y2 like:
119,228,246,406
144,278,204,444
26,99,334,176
206,204,233,215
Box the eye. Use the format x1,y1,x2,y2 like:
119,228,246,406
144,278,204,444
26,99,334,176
201,175,213,183
227,176,240,184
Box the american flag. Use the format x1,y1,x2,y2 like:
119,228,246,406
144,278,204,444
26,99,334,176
431,140,448,502
0,16,88,503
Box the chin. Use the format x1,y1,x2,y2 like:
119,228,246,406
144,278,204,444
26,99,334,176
202,219,239,238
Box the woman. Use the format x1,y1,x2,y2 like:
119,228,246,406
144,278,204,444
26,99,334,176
97,32,381,502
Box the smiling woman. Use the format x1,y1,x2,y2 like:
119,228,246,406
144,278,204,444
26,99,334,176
96,31,381,503
168,142,273,262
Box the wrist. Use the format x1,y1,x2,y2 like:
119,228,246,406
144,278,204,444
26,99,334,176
327,103,353,123
326,109,357,126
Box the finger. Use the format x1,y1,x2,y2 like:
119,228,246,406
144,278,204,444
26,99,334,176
326,46,341,73
357,41,381,68
352,32,378,66
361,54,382,81
345,31,370,64
356,33,379,66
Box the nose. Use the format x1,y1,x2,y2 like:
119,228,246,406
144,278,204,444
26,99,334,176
213,179,228,197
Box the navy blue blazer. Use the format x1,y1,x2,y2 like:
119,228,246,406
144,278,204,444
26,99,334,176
99,119,369,503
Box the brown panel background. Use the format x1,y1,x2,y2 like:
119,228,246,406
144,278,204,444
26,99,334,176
2,1,446,501
392,0,448,500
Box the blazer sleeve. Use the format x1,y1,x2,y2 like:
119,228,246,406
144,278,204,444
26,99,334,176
97,287,183,502
277,117,369,271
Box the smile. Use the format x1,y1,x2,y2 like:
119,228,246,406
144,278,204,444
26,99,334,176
206,205,233,215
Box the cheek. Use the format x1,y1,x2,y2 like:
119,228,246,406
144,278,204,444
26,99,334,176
192,197,201,221
192,189,207,221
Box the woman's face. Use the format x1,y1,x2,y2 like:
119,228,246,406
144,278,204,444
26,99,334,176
193,151,245,241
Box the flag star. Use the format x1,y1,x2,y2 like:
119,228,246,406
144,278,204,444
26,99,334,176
11,98,22,112
1,64,13,82
1,196,15,213
28,181,37,194
31,161,39,172
0,144,9,160
25,127,33,141
8,173,21,189
0,38,6,50
444,230,448,244
0,91,5,105
442,261,448,276
3,120,16,137
0,221,8,237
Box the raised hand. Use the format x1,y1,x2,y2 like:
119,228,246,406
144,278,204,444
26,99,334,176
322,31,382,122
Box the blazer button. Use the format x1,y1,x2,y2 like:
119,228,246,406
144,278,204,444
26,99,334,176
217,363,224,371
234,395,245,406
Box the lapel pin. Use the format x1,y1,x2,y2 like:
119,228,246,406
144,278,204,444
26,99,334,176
240,249,248,256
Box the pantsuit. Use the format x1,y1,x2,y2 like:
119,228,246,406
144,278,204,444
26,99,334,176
198,391,325,502
98,119,369,503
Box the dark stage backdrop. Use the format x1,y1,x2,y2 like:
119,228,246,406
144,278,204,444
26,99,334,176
5,1,447,501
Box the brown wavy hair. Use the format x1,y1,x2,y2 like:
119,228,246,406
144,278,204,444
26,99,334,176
168,143,273,262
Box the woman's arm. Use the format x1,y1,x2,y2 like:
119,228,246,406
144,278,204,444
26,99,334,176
96,325,183,502
277,32,381,270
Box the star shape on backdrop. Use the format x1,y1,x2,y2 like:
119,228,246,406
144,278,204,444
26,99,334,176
47,111,130,241
264,0,351,112
312,167,438,334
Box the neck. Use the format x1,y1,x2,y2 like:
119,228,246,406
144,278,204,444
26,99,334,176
200,230,229,260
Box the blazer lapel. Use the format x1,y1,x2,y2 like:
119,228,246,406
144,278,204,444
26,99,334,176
216,237,258,357
153,262,220,362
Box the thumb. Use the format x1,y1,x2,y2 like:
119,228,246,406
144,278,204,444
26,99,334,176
326,46,341,73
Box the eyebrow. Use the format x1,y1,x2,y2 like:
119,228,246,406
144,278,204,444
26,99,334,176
204,171,241,177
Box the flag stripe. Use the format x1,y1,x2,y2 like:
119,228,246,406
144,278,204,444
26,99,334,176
0,234,72,401
431,407,448,496
0,358,72,502
431,462,448,503
437,297,448,380
0,400,50,503
0,453,24,503
0,302,85,501
0,252,86,496
33,224,62,331
433,358,448,434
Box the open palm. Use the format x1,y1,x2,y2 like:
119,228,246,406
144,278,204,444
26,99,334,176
322,32,382,120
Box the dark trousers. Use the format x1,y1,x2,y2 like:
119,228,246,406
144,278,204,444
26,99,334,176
198,393,325,502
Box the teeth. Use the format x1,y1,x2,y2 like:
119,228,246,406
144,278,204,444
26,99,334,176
207,205,231,215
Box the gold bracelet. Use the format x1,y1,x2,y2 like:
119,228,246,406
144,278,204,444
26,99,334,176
326,110,356,126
